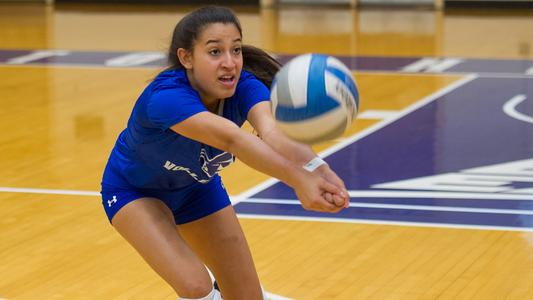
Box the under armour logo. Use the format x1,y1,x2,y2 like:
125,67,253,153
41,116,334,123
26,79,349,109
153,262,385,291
107,195,117,207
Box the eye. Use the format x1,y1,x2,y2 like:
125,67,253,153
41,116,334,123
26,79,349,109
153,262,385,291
209,49,220,56
233,47,242,55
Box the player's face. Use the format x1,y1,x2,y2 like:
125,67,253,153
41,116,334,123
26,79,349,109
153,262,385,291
186,23,243,105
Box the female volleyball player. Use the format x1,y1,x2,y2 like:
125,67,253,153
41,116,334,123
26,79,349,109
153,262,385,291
100,6,349,300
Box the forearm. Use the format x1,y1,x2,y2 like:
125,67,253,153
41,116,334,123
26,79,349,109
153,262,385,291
260,128,318,166
227,130,306,189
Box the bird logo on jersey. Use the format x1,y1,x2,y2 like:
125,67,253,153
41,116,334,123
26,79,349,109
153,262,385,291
162,148,234,183
199,148,234,178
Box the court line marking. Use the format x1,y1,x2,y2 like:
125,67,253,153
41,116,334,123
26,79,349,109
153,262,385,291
401,58,463,73
6,50,70,64
349,190,533,201
0,186,99,196
503,94,533,124
353,70,533,79
0,63,165,71
243,198,533,215
236,214,533,232
105,52,166,67
2,187,530,202
357,109,399,120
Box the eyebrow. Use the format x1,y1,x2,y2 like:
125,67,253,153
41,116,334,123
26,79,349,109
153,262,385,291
205,38,242,45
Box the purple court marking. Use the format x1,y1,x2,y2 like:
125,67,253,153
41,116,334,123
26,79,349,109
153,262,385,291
1,49,533,75
0,50,166,68
236,77,533,229
448,59,533,74
35,52,128,65
0,50,33,61
276,55,420,72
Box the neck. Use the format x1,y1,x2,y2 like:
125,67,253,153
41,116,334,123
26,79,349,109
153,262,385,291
205,99,221,114
185,69,219,113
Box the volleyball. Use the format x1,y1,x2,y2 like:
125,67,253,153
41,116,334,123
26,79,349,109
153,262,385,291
270,53,359,144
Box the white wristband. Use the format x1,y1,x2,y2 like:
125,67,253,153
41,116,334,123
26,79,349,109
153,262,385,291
303,157,327,172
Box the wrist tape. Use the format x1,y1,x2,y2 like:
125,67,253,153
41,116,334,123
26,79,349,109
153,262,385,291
303,157,327,172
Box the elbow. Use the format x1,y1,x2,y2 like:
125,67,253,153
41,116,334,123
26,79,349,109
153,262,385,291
220,127,243,155
225,135,242,156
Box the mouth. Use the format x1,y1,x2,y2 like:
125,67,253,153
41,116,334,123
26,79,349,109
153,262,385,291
218,74,236,87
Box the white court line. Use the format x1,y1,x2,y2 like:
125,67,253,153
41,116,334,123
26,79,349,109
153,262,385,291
0,186,99,196
357,110,399,120
402,58,441,72
6,50,70,64
243,198,533,215
105,52,165,67
425,58,463,73
401,58,463,73
349,190,533,201
236,214,533,232
503,94,533,124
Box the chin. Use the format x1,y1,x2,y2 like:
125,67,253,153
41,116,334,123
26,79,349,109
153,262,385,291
218,88,237,99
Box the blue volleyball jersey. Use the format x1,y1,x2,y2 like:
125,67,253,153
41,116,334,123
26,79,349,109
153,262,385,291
103,68,270,190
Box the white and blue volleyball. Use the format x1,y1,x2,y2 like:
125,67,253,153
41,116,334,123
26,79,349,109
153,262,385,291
270,54,359,144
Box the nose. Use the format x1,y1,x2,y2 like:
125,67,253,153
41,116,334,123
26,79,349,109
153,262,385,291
221,52,236,69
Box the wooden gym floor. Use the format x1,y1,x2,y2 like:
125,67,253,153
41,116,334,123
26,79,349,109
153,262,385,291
1,3,533,299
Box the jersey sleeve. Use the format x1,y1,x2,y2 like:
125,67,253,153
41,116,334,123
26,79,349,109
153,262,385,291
147,88,206,130
235,74,271,119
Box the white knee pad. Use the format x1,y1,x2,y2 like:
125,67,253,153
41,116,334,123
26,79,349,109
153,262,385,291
179,288,222,300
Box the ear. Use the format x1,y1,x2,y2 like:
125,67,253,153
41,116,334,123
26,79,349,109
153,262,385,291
177,48,193,69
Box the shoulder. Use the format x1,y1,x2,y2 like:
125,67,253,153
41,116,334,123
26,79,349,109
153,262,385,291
237,69,261,86
149,69,200,101
229,69,270,119
144,70,206,128
235,69,268,94
151,69,189,91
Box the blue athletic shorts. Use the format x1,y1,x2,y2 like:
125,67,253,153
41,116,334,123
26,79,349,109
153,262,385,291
100,170,231,225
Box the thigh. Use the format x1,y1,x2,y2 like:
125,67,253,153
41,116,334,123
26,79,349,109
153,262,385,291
111,197,212,298
177,205,263,300
170,175,232,225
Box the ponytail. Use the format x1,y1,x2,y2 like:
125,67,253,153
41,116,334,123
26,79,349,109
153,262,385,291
242,45,281,89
